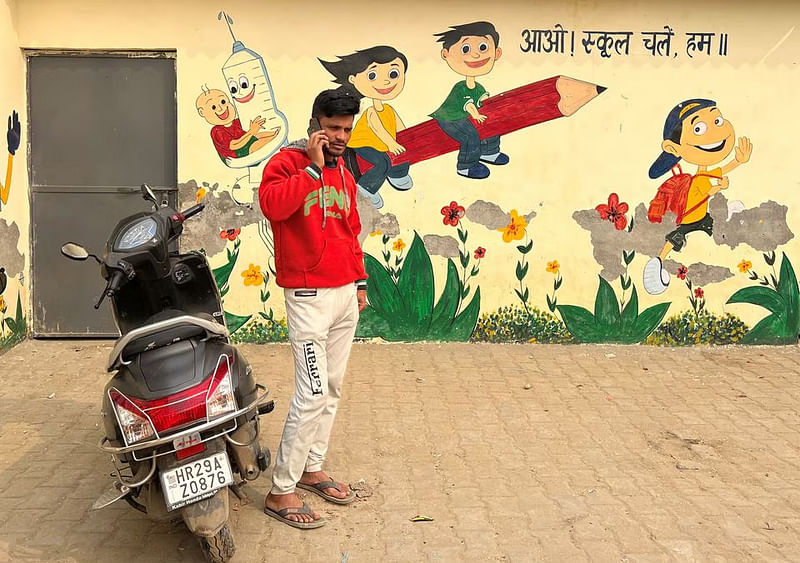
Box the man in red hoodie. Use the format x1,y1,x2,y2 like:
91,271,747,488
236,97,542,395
259,89,368,529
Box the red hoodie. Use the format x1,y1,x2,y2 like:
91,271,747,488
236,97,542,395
258,146,368,289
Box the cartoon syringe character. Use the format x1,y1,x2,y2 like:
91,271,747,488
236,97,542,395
218,12,289,183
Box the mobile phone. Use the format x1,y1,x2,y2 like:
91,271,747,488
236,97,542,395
307,117,322,137
307,117,330,153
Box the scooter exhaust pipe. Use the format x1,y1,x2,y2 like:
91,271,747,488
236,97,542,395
227,420,262,481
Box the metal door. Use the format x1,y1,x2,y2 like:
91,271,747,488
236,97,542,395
28,51,177,336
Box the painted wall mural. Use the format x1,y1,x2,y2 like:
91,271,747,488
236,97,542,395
322,23,604,210
320,45,413,209
181,12,799,347
0,109,25,354
0,110,19,212
642,99,753,296
201,11,289,187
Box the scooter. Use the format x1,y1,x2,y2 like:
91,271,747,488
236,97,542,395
61,185,273,562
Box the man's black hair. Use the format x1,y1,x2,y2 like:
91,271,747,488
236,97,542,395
434,21,500,50
311,89,361,119
319,46,409,101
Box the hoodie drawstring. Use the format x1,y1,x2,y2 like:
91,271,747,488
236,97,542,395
319,183,326,231
319,162,349,231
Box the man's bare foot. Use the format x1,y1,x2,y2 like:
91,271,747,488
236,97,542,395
299,470,351,500
264,492,320,524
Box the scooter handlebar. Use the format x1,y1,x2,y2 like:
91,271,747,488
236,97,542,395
178,204,205,222
94,269,125,310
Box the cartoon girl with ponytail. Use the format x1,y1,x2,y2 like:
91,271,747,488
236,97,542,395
319,46,412,209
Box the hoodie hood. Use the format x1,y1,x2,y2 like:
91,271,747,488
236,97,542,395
284,138,307,152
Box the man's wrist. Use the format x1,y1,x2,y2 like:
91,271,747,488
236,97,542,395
305,162,322,181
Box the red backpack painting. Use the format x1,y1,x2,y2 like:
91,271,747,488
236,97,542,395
647,164,716,225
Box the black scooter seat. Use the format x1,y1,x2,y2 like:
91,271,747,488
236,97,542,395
108,310,227,370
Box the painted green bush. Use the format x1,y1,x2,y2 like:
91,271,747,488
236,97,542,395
0,295,26,354
356,232,481,342
231,318,289,343
471,305,572,343
727,252,799,345
557,277,670,344
211,239,252,333
645,310,749,346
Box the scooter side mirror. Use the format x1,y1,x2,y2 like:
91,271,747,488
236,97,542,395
61,242,90,261
141,184,159,206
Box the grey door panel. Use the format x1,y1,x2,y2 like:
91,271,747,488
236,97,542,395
29,55,176,189
32,189,173,336
28,53,176,336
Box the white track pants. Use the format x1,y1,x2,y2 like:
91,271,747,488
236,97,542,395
270,284,359,495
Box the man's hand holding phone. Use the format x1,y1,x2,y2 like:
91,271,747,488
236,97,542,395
306,118,328,169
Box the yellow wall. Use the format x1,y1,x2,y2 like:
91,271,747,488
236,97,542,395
13,0,800,342
0,0,28,349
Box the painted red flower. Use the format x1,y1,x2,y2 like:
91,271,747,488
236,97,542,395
677,265,688,280
694,287,704,299
595,193,629,230
441,201,466,227
219,228,240,241
474,247,486,259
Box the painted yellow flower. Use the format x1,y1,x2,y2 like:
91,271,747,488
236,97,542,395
0,295,5,313
369,230,383,237
195,188,207,204
546,260,560,274
392,238,406,252
738,259,752,273
498,210,528,243
241,264,264,286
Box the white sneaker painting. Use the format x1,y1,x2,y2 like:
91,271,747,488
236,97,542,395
357,185,384,209
643,257,670,295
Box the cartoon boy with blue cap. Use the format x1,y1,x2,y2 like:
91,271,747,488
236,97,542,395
643,98,753,295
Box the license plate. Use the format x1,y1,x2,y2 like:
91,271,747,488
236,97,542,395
160,452,233,511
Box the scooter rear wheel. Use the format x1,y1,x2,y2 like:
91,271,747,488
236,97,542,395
199,523,236,563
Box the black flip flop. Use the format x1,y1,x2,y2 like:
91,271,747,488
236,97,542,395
264,501,326,529
296,480,356,505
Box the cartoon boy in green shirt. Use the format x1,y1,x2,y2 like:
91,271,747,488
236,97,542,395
431,21,508,179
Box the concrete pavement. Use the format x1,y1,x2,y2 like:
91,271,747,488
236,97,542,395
1,340,800,562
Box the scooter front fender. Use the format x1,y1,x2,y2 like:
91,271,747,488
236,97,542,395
181,486,229,538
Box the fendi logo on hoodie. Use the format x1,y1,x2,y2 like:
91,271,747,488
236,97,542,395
303,185,351,219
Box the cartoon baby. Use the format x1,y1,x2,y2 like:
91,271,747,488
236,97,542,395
196,87,280,163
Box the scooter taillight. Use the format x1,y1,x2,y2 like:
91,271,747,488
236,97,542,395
109,390,156,444
109,355,236,443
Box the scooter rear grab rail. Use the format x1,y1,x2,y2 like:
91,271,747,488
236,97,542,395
107,314,229,372
97,384,271,456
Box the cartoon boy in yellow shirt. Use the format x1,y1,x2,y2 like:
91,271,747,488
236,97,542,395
643,98,753,295
320,45,412,209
